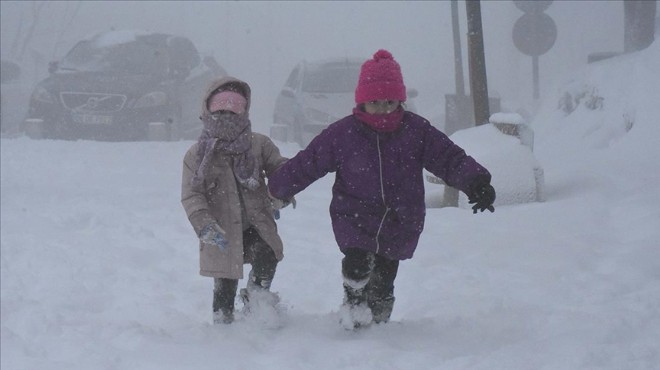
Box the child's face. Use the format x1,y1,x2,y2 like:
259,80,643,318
208,111,237,122
364,100,400,114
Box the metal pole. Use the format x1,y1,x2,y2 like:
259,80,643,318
465,0,490,126
532,55,539,100
451,0,465,97
444,0,464,207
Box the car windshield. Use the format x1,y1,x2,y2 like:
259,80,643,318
59,37,168,75
302,64,360,93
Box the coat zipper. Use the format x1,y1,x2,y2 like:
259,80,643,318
375,134,390,254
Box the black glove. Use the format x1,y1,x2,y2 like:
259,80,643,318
468,180,496,214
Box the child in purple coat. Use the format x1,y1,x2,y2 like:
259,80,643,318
268,49,496,329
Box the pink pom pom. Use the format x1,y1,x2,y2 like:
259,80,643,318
373,49,393,61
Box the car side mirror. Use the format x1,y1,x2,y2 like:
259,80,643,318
407,88,419,99
48,61,59,74
281,89,295,98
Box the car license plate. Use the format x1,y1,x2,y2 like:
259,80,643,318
72,113,113,125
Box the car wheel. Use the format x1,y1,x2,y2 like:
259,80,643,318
167,108,187,141
147,122,171,141
148,111,182,141
165,116,179,141
23,119,45,139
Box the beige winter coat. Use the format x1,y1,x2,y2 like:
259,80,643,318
181,77,287,279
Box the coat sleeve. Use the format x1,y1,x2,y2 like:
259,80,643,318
181,147,217,236
260,135,288,177
267,127,338,200
421,124,491,195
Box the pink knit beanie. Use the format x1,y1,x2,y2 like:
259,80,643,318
355,49,406,104
207,90,247,114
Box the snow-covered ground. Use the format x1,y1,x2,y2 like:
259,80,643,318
2,43,659,369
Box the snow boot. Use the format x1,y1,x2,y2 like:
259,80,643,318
239,271,279,308
213,308,234,325
239,271,285,328
369,295,395,324
339,278,373,330
213,278,237,324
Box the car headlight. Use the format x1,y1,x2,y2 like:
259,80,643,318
31,86,55,104
304,107,335,124
134,91,167,108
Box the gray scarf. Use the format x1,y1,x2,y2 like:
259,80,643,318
191,112,260,190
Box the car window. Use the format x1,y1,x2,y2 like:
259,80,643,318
167,36,201,71
1,60,20,84
302,65,360,93
59,38,168,75
285,66,301,89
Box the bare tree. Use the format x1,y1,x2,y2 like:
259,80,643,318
52,1,83,59
9,6,26,58
17,1,47,60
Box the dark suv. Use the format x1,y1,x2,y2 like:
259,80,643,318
23,30,226,141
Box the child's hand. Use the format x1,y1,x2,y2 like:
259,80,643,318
199,223,229,250
468,181,496,214
268,192,296,210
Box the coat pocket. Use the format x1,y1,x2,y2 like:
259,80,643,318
200,241,232,274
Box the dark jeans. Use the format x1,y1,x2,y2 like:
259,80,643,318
213,227,278,313
341,248,399,302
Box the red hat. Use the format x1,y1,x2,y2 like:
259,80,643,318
207,90,247,114
355,49,406,104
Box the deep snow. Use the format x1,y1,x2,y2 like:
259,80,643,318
2,43,659,370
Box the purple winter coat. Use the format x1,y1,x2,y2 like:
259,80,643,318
268,111,491,260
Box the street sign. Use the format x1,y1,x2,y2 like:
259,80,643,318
513,0,553,13
512,12,557,56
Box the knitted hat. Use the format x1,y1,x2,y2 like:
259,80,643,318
355,49,406,104
207,90,247,114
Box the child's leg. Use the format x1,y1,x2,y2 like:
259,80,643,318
240,227,280,313
341,248,374,299
366,254,399,323
213,278,238,324
339,248,375,328
243,227,278,290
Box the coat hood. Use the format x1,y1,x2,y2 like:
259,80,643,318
201,76,252,116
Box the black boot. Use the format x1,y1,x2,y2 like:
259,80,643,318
240,229,279,310
213,278,237,324
238,271,284,329
340,249,376,329
364,253,398,324
340,279,373,329
343,282,367,306
239,271,280,314
369,295,395,324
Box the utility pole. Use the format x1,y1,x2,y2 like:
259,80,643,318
465,0,490,126
443,0,465,208
451,0,465,97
